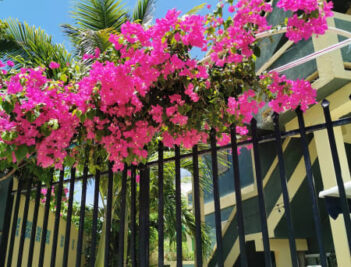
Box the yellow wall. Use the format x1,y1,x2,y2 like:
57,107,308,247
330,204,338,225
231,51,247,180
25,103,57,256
5,194,81,266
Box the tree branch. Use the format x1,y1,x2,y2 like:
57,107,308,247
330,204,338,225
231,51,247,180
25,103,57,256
0,161,27,183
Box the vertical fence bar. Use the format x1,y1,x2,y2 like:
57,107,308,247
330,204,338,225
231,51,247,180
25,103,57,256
63,168,76,267
230,124,248,267
6,179,22,267
130,166,137,267
175,145,183,267
50,169,64,267
118,166,128,266
76,163,89,267
322,100,351,248
139,164,150,267
296,107,327,267
210,129,224,267
17,177,33,267
90,164,101,267
28,182,42,267
273,114,298,267
158,142,165,267
39,176,53,267
105,162,114,267
192,145,203,267
251,118,272,267
0,178,13,267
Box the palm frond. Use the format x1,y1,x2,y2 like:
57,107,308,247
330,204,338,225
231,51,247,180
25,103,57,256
62,24,113,57
132,0,155,26
185,3,206,15
71,0,128,31
0,19,71,69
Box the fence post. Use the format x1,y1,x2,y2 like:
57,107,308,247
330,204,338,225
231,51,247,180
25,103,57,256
230,123,248,267
210,128,224,267
28,182,42,267
0,177,13,267
273,113,298,267
251,118,272,267
296,107,327,267
313,106,351,266
7,178,23,267
90,162,101,267
17,177,33,267
118,166,128,266
158,142,165,267
139,164,150,267
192,145,203,267
130,166,137,267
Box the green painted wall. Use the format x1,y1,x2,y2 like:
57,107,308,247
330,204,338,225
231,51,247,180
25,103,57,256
203,147,255,204
255,0,292,72
269,39,317,81
274,159,334,253
208,136,314,266
335,18,351,63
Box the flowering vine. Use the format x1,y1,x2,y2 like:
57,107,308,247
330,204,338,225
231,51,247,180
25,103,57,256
0,0,333,175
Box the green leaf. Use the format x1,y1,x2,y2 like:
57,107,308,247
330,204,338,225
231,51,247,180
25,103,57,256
2,100,14,114
40,123,51,137
25,111,36,122
64,155,75,167
132,0,155,25
186,3,206,15
15,145,28,162
60,73,68,83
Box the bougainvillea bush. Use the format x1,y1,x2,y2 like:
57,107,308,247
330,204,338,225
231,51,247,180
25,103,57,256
0,0,333,175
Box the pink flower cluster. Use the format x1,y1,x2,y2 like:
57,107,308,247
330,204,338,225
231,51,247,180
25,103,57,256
0,0,331,172
277,0,334,43
210,0,273,66
264,72,317,112
0,68,79,168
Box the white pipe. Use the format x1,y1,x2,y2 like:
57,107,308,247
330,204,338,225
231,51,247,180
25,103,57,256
256,26,351,40
200,26,351,66
271,37,351,73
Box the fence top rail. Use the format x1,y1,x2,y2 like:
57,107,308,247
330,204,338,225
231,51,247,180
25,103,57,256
10,114,351,193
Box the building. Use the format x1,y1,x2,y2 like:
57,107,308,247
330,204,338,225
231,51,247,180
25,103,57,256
0,179,82,266
196,0,351,266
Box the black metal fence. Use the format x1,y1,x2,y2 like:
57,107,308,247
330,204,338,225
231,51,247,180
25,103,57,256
0,99,351,267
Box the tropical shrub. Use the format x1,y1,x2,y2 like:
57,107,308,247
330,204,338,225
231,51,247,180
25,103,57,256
0,0,333,175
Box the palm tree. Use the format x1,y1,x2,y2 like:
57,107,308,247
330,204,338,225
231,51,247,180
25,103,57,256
62,0,155,57
93,148,212,266
0,0,155,69
0,19,71,71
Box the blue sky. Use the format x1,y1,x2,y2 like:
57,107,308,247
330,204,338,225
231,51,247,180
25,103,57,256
0,0,219,53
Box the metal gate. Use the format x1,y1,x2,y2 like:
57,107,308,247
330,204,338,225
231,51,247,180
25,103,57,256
0,99,350,267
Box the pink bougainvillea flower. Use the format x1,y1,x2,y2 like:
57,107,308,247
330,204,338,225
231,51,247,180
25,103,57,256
7,60,14,67
49,61,60,69
0,0,330,172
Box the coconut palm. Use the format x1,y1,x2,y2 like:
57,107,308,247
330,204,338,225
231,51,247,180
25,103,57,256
0,0,155,69
0,19,71,70
62,0,155,57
